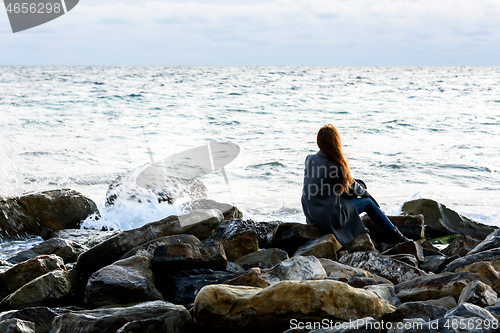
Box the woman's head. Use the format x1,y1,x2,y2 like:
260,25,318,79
317,124,353,193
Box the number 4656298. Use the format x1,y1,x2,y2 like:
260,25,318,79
5,2,62,14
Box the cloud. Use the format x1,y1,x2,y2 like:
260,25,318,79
1,0,500,64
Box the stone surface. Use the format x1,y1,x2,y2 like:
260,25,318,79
234,248,288,269
193,280,396,333
0,189,99,237
7,238,87,265
293,234,342,260
364,284,400,306
445,248,500,272
183,198,243,221
50,229,121,249
362,214,424,242
382,241,424,262
267,222,324,255
0,306,68,333
0,318,35,333
382,301,447,322
0,270,72,310
467,229,500,256
395,271,491,302
0,255,66,299
75,209,223,280
120,234,202,260
221,230,259,262
442,235,481,257
50,300,180,333
84,256,163,308
208,219,282,249
344,276,393,288
421,296,457,310
445,302,497,321
456,261,500,293
386,254,418,267
458,280,497,307
343,233,377,253
401,198,496,240
224,268,270,288
338,251,427,284
115,305,192,333
261,256,327,285
319,258,390,283
419,255,450,274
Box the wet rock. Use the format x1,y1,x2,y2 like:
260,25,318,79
386,254,418,267
362,214,424,242
458,280,497,307
456,261,500,292
364,284,400,306
338,251,427,284
446,302,497,321
0,189,100,237
50,229,121,248
208,219,282,249
7,238,87,265
401,198,496,240
224,268,270,288
0,270,72,310
344,276,393,288
382,301,447,322
226,261,245,274
221,230,259,262
420,240,443,253
193,280,396,333
0,306,68,333
183,198,242,221
121,234,202,260
50,300,180,333
421,296,457,310
442,235,481,257
261,256,327,285
75,209,223,280
164,269,238,305
84,256,163,308
382,241,424,262
293,234,342,260
419,255,450,273
343,233,377,253
395,271,491,302
467,229,500,256
234,248,288,269
0,318,35,333
0,255,66,299
319,258,391,284
105,174,207,207
267,222,324,255
444,248,500,272
115,304,192,333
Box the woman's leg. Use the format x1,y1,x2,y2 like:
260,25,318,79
348,197,397,232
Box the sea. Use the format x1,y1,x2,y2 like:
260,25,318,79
1,66,499,255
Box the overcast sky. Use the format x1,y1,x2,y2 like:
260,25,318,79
1,0,499,65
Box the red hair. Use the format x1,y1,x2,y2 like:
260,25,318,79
317,124,353,193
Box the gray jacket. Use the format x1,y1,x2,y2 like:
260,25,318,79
301,151,368,245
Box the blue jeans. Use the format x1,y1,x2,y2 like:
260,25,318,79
348,197,397,232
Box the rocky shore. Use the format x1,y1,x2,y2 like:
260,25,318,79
1,189,500,333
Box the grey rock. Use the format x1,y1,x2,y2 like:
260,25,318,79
7,238,87,265
0,306,68,333
445,248,500,272
262,256,327,285
445,303,497,321
421,296,458,310
208,219,282,249
319,259,392,284
234,248,288,269
401,198,496,240
293,234,342,261
382,241,424,262
344,233,377,253
0,318,35,333
382,301,447,322
338,251,427,284
364,284,400,306
419,255,449,273
183,198,243,221
442,235,481,257
115,307,191,333
467,229,500,256
386,254,418,267
458,280,497,307
84,256,163,308
51,229,121,249
268,222,324,256
120,234,202,260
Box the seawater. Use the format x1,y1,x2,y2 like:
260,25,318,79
1,66,499,234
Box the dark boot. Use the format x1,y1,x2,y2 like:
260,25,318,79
389,229,411,244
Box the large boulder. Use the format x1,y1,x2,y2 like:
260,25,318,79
292,234,342,260
183,199,243,221
362,214,425,242
51,301,185,333
343,233,377,253
260,256,327,285
0,319,35,333
338,251,427,284
50,229,121,249
220,230,259,262
382,241,424,262
120,234,202,260
193,280,396,333
395,271,491,302
0,306,69,333
457,280,497,307
7,238,87,265
0,189,100,237
442,235,481,257
319,258,392,285
267,222,324,255
0,270,72,310
115,306,192,333
444,248,500,272
75,209,223,280
84,256,163,308
208,219,282,249
401,199,496,240
0,255,66,299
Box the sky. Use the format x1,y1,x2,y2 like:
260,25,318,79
1,0,500,65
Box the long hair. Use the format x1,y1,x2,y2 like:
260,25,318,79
317,124,354,193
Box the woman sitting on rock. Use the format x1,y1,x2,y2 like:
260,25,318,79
301,124,410,245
